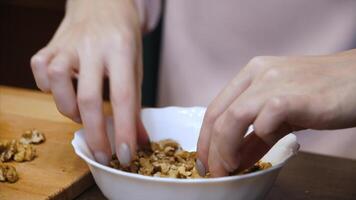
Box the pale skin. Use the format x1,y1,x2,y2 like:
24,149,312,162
196,50,356,177
31,0,356,177
31,0,149,166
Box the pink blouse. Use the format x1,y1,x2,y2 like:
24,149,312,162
136,0,356,159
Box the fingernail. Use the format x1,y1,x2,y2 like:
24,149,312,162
94,151,110,165
118,143,131,167
196,159,206,177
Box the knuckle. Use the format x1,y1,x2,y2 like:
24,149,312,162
267,97,287,112
226,107,251,122
251,56,281,65
110,88,133,106
204,106,220,124
47,64,67,79
248,56,280,73
77,93,99,108
114,32,134,45
261,67,282,80
249,56,271,66
30,54,45,70
212,121,222,137
110,35,136,55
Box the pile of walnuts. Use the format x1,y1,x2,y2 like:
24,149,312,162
110,139,272,179
0,129,45,183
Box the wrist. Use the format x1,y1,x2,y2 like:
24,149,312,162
65,0,139,24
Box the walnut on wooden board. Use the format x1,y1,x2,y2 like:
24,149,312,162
0,140,18,162
109,139,272,179
0,141,7,152
13,143,37,162
19,129,46,145
0,140,36,162
0,129,45,184
0,164,19,183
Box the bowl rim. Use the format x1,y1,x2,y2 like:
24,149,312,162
72,131,293,184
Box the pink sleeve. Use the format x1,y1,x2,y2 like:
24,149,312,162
134,0,161,33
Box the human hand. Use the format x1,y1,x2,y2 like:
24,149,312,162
31,0,148,166
197,50,356,177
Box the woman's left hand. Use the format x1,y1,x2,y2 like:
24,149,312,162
196,49,356,177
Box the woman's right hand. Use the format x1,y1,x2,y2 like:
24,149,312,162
31,0,149,166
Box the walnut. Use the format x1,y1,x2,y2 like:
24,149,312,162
239,161,273,175
19,129,46,145
0,140,36,162
0,129,45,184
0,141,7,152
190,166,203,178
0,140,17,162
177,165,192,178
259,161,272,170
109,139,272,179
138,157,154,175
13,144,37,162
0,164,19,183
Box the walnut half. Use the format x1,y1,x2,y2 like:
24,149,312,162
0,129,45,184
0,164,19,183
0,140,18,162
13,143,37,162
0,140,36,162
19,129,46,145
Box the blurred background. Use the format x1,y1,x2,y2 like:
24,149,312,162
0,0,162,106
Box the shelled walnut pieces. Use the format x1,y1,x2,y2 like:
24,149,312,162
0,164,18,183
19,129,46,145
110,139,272,179
0,140,37,162
0,129,45,183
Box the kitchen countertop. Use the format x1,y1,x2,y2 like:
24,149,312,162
1,86,356,200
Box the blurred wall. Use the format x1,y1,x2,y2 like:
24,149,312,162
0,0,161,106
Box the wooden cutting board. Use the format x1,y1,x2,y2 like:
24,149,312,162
0,86,95,200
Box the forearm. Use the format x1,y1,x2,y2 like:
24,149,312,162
64,0,161,33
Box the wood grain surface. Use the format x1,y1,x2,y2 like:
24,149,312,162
0,86,93,200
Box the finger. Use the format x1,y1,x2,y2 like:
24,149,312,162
233,132,271,173
31,48,56,92
196,70,252,174
234,96,307,172
47,52,81,122
234,98,303,173
253,96,306,145
77,56,111,165
208,100,258,177
234,126,292,173
107,52,138,167
196,56,272,173
137,118,150,149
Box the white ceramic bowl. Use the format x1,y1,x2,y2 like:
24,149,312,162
72,107,298,200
